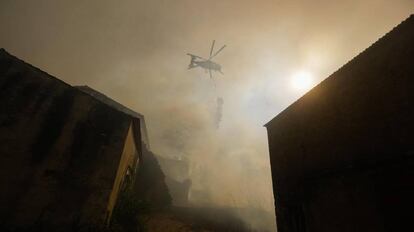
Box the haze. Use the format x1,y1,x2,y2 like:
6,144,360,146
1,0,413,230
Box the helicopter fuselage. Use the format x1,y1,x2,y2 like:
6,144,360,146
188,54,222,73
194,60,222,72
187,43,225,77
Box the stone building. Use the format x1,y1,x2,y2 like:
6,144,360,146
265,15,414,232
0,49,147,230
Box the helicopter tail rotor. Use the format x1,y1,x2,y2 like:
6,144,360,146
187,53,206,60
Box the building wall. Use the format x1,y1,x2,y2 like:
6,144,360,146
266,15,414,232
0,49,136,230
106,123,139,223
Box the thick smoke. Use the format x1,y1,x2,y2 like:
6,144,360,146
1,0,413,231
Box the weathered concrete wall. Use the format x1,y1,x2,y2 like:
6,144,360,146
106,123,139,224
266,15,414,232
77,85,150,150
0,49,137,230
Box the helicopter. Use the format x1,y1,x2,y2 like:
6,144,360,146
187,40,226,78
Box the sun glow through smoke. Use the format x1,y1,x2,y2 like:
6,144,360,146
291,70,315,92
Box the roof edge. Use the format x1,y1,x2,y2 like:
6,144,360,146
264,14,414,128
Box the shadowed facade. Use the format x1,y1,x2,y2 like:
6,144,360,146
266,15,414,232
0,49,144,231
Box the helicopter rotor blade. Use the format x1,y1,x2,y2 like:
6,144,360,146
209,40,215,57
209,45,226,59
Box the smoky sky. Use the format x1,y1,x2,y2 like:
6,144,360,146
1,0,413,230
